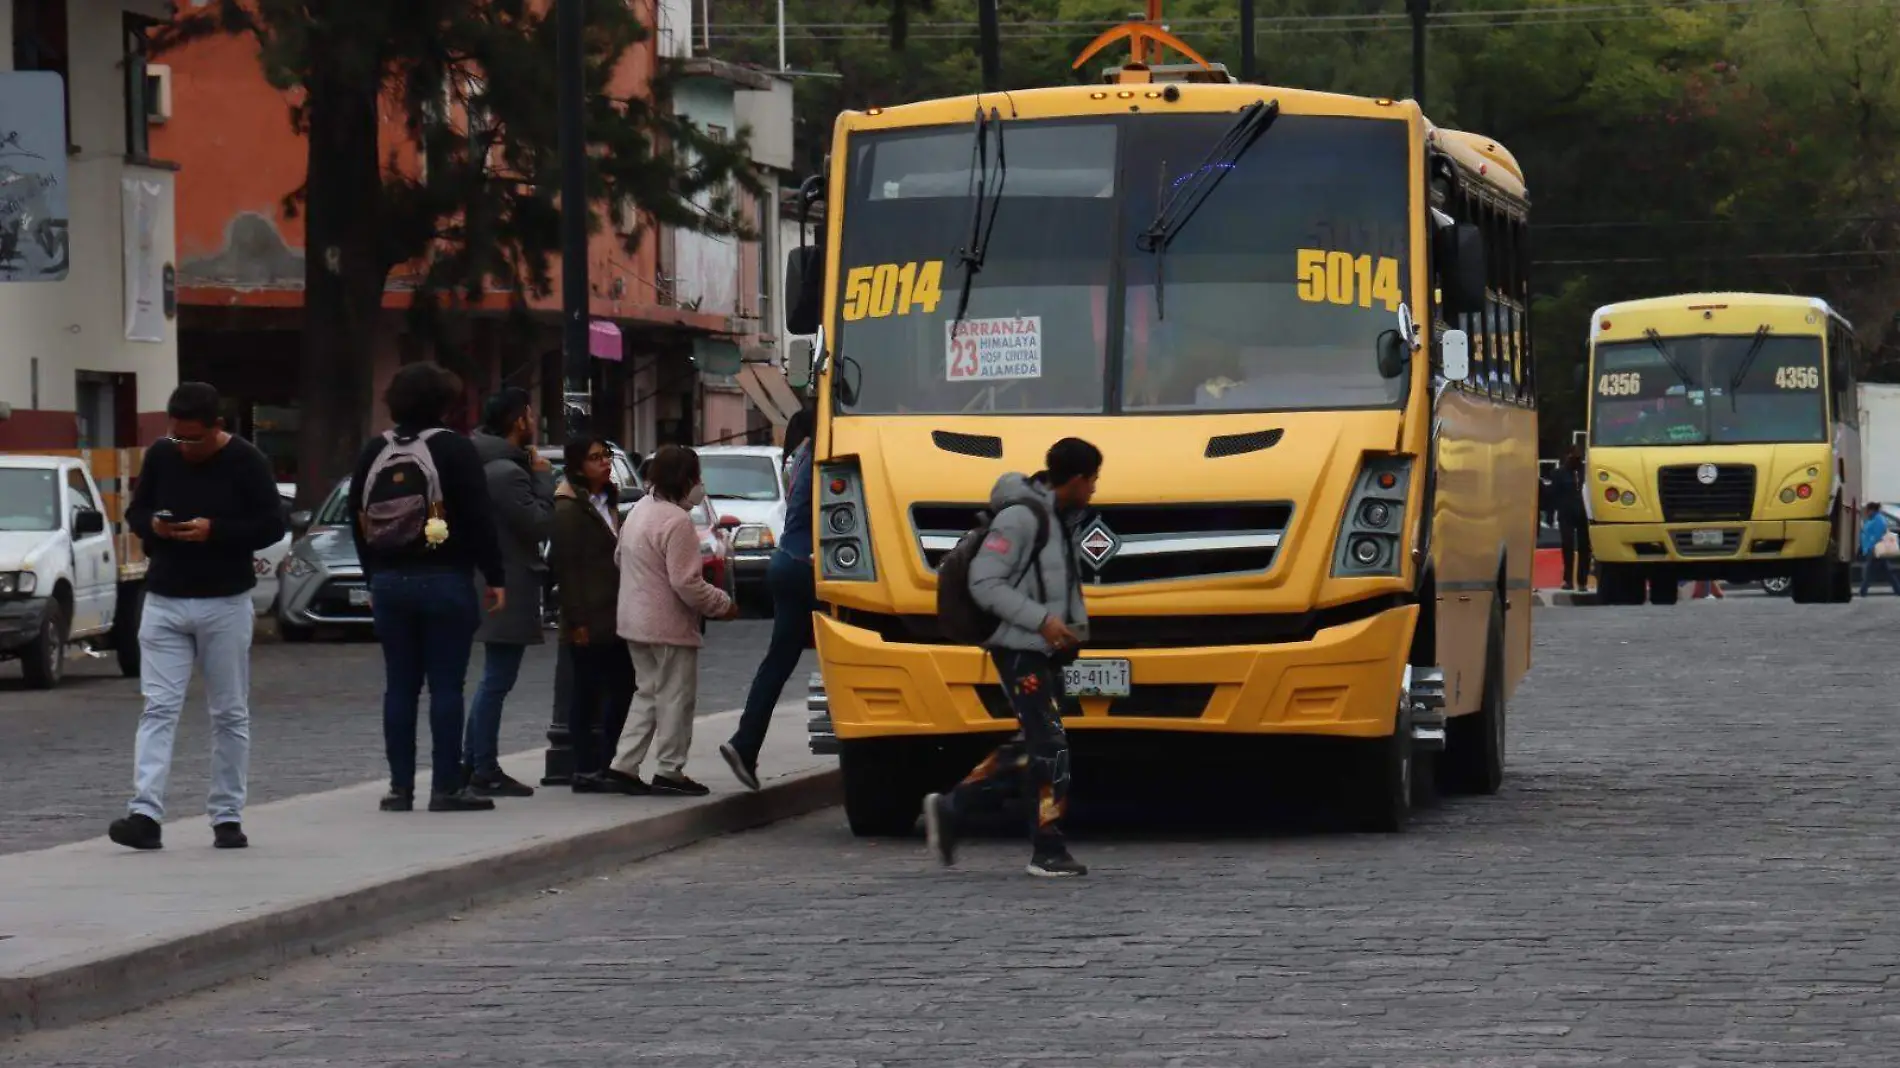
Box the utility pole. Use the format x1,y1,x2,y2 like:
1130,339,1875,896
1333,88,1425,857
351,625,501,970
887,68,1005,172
1239,0,1256,82
1408,0,1428,109
545,0,589,787
977,0,1002,92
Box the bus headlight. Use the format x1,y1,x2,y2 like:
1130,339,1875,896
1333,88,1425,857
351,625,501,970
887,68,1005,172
1333,455,1411,577
817,460,876,582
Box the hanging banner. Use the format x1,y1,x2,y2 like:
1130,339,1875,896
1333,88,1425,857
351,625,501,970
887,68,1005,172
122,177,165,342
0,72,71,282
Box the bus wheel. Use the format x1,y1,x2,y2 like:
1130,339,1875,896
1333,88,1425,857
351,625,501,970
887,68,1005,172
1830,557,1854,603
1597,564,1642,605
1648,573,1680,606
1790,558,1831,604
1442,600,1506,796
1354,698,1414,833
839,739,927,837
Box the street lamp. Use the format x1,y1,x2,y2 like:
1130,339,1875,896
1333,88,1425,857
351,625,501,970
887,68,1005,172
1408,0,1428,109
544,0,590,786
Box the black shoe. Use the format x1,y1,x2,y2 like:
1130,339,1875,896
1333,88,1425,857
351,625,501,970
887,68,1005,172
923,793,958,867
108,813,162,851
601,769,653,796
213,822,249,849
651,773,711,797
720,742,761,792
1026,850,1088,878
571,772,615,794
380,790,415,812
428,788,497,812
469,770,536,798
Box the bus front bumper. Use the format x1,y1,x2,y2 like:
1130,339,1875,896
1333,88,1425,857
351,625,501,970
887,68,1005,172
806,603,1421,747
1590,519,1831,566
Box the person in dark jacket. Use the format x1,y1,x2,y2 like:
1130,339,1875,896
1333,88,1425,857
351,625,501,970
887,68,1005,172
464,388,556,798
110,383,286,852
349,362,507,814
1549,448,1592,591
924,438,1102,879
552,435,637,793
720,407,817,791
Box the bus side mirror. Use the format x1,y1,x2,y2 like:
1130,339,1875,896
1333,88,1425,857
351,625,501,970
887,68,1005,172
1440,329,1471,383
1376,330,1407,379
784,247,824,336
1439,223,1487,317
787,338,815,390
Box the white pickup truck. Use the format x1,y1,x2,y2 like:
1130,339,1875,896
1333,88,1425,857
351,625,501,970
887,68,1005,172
0,453,292,689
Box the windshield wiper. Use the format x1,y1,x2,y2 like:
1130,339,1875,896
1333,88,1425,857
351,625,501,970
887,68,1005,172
1642,329,1697,393
947,105,1007,344
1135,99,1280,320
1726,324,1772,411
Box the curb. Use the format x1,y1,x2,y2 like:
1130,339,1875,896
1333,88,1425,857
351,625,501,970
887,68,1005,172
0,767,840,1036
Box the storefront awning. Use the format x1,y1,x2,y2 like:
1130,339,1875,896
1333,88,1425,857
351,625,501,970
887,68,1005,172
589,320,623,361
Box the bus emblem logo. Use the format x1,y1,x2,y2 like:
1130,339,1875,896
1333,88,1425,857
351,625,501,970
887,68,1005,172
1696,464,1719,485
1079,519,1121,569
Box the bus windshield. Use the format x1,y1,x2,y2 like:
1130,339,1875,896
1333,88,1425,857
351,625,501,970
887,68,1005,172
830,112,1411,416
1590,334,1827,447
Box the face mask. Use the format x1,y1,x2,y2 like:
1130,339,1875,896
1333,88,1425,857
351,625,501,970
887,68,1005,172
684,483,707,508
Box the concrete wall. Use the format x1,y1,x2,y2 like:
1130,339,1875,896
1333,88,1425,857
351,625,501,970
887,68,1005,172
0,0,179,449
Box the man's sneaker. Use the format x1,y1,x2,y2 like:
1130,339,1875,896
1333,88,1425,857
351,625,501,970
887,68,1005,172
719,742,761,792
602,769,652,796
380,790,415,812
923,793,959,867
213,822,249,849
469,770,536,798
651,774,711,797
428,788,497,812
1026,850,1088,878
108,813,162,851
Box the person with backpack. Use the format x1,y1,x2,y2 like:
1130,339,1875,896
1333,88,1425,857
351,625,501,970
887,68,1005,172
464,388,557,798
925,437,1103,879
348,362,507,814
720,406,816,791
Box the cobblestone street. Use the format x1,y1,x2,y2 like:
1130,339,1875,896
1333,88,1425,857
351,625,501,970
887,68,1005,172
10,597,1900,1064
0,621,809,855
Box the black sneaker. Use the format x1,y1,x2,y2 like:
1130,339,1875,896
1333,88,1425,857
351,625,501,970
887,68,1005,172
651,773,711,797
213,822,249,849
923,793,958,867
469,770,536,798
108,813,163,851
602,769,652,796
720,742,761,792
380,790,415,812
1026,850,1088,878
571,772,614,794
428,788,497,812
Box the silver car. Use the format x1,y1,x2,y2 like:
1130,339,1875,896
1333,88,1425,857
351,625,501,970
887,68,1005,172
276,479,369,641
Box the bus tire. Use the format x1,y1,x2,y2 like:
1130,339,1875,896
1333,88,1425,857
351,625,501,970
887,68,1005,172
839,739,927,837
1442,599,1507,796
1830,557,1854,603
1355,698,1414,833
1790,557,1830,604
1648,573,1680,606
1597,564,1643,605
113,583,144,678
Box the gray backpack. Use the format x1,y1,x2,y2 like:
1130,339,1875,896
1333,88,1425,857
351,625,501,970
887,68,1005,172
359,429,447,551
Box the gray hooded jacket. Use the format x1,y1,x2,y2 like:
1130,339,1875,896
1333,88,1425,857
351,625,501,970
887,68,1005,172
471,429,557,645
968,473,1090,653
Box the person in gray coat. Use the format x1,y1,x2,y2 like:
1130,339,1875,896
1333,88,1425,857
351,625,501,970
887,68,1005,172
464,387,556,797
925,437,1102,879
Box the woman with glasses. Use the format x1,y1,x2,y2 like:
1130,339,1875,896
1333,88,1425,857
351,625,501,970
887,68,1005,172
552,436,637,792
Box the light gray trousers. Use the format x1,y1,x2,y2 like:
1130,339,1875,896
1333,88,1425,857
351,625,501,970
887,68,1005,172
130,593,253,824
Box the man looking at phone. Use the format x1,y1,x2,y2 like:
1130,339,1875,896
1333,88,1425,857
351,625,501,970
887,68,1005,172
111,383,285,851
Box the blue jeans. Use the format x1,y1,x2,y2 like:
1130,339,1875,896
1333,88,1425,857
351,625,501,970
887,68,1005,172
130,593,254,824
730,552,816,763
1862,556,1900,597
371,570,480,796
465,642,527,775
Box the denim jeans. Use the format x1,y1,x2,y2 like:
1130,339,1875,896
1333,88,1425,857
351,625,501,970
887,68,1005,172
130,593,255,824
371,569,480,796
729,551,816,764
569,641,635,776
1862,556,1900,597
465,642,527,775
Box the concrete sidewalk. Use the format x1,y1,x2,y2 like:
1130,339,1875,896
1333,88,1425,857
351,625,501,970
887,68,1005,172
0,701,837,1036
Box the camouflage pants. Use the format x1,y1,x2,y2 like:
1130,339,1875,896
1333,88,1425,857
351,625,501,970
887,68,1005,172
949,650,1074,855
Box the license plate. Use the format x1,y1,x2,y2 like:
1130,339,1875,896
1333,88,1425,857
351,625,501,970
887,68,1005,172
347,588,371,607
1063,658,1131,698
1690,529,1725,548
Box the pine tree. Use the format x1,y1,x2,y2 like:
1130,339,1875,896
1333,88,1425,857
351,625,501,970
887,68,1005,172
160,1,760,505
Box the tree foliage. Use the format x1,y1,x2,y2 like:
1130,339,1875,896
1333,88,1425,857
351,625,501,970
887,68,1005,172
711,0,1900,451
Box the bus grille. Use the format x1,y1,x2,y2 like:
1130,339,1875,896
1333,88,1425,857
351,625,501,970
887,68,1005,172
1657,465,1756,522
910,502,1292,585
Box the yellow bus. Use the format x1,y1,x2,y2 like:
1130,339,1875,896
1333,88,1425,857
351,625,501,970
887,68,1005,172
1585,294,1859,605
779,39,1539,836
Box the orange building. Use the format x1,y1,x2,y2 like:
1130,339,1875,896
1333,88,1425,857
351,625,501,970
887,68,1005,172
147,0,795,483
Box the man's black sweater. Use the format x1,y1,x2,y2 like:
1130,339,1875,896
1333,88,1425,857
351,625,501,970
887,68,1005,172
126,436,287,599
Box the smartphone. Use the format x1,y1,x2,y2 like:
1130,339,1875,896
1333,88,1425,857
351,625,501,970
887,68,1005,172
155,510,197,524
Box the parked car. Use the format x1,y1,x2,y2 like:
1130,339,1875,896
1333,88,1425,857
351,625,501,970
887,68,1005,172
694,444,785,600
250,484,298,616
276,478,370,641
0,456,137,687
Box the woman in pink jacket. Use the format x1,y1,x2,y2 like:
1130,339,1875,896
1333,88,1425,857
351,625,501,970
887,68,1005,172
608,445,738,795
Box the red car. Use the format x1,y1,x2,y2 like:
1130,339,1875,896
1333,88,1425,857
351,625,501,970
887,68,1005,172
691,497,740,598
